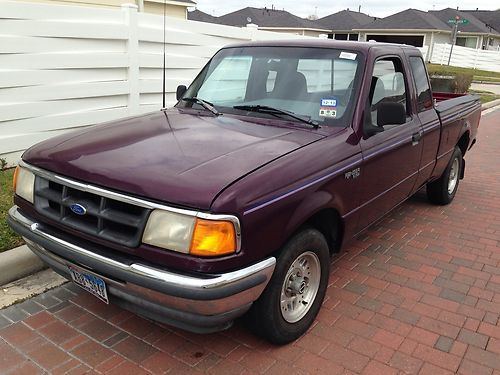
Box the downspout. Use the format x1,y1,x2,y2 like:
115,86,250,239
428,31,435,62
136,0,144,12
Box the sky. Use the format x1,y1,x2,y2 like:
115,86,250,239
190,0,498,18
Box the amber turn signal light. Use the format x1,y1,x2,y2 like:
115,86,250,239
190,218,237,256
12,166,20,192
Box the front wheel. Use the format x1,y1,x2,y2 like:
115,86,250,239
427,146,463,205
245,228,330,344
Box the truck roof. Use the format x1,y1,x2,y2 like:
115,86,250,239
223,39,421,54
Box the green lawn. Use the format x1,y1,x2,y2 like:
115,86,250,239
468,89,500,104
427,64,500,83
479,95,500,104
1,168,24,252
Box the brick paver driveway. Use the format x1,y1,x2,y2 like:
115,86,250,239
1,109,500,374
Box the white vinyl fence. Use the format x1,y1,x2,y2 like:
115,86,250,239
428,43,500,72
0,1,306,164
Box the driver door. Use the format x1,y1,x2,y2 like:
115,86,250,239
356,55,423,231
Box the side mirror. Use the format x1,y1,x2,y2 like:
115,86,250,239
176,85,187,101
377,102,406,127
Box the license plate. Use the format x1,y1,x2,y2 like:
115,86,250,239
69,266,109,304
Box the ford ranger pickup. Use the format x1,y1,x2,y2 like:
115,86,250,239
8,40,481,344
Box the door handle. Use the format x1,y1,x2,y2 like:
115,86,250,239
412,131,422,146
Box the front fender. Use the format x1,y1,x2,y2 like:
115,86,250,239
283,190,344,246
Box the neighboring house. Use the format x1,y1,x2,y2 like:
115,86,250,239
209,7,330,37
354,8,500,53
354,8,452,49
316,9,375,41
9,0,196,17
432,8,500,50
141,0,195,17
464,9,500,37
187,9,219,24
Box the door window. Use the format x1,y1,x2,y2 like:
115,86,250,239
369,57,409,127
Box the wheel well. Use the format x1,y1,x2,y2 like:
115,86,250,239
457,132,470,157
304,209,343,254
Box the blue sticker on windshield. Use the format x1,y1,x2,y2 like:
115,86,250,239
321,98,337,107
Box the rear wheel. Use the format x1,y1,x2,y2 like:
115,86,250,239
427,146,463,205
246,228,330,344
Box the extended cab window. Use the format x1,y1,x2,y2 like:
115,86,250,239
369,57,409,127
409,56,433,112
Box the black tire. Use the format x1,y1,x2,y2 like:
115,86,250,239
427,146,463,205
245,228,330,345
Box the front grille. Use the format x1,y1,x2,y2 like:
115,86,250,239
34,176,151,247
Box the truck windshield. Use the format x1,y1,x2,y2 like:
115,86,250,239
177,46,364,127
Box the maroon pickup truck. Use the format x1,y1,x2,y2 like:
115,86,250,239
8,40,481,344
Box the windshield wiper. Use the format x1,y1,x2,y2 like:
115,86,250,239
233,105,319,129
182,97,220,116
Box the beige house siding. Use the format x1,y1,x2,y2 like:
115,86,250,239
13,0,124,7
143,2,186,17
8,0,191,18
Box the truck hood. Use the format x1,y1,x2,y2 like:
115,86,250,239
23,109,325,210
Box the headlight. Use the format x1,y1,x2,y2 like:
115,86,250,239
142,209,239,257
142,210,196,253
13,166,35,203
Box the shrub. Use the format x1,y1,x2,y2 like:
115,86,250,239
453,73,473,93
428,70,473,94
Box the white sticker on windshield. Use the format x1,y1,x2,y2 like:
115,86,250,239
339,52,357,60
319,108,337,118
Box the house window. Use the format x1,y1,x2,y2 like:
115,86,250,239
334,34,348,40
348,34,359,41
456,36,477,49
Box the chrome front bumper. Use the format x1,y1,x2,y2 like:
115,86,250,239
7,205,276,333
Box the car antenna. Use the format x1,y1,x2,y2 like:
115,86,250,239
162,0,166,108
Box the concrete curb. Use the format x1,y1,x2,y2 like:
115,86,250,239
482,98,500,111
0,245,45,286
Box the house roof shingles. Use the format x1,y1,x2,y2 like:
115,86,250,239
187,9,219,23
357,8,450,31
316,10,375,31
430,8,500,35
217,7,328,30
463,10,500,33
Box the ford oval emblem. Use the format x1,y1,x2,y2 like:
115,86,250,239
70,203,87,216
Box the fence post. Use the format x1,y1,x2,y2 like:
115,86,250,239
122,4,140,115
246,23,258,41
472,48,479,70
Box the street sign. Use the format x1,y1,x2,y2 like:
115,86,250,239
448,19,469,25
